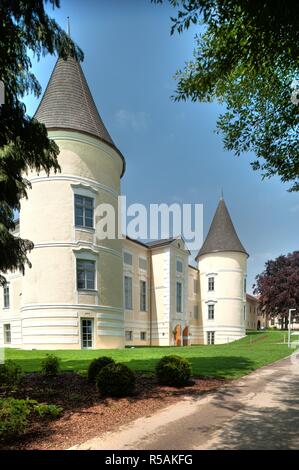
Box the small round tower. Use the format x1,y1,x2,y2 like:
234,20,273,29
20,55,125,349
196,198,248,344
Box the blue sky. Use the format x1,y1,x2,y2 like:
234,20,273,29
23,0,298,292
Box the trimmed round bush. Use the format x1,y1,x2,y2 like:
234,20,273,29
156,355,192,386
41,354,60,376
96,363,135,397
88,356,116,383
0,361,23,388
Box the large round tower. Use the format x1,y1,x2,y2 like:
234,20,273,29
19,56,125,349
196,198,248,344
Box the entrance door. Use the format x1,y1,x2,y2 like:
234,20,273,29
81,319,93,349
174,324,181,346
183,326,189,346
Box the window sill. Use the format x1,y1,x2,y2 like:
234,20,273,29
74,226,95,233
77,289,97,294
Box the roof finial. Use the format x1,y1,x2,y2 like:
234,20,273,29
220,188,224,200
67,16,71,37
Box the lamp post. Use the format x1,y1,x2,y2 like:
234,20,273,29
288,309,296,348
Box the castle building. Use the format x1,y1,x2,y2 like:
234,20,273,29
0,53,258,350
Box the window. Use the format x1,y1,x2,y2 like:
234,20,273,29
194,305,199,319
208,304,214,320
176,259,183,273
244,278,247,293
140,280,147,311
244,305,246,321
176,281,183,313
123,252,133,266
3,284,10,309
271,318,275,326
125,330,133,341
4,324,11,344
139,257,147,270
207,331,215,345
193,279,198,294
208,277,214,291
140,331,147,341
77,259,96,290
81,319,93,349
124,276,133,310
75,195,94,228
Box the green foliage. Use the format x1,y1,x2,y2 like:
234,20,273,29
0,360,23,388
34,403,63,419
41,354,60,376
96,363,136,397
254,251,299,321
0,1,83,285
87,356,115,383
0,398,35,441
156,355,192,386
152,1,299,191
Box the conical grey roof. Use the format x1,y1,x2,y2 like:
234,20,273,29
196,199,248,259
34,56,125,175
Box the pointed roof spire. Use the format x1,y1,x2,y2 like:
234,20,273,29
196,199,248,260
34,55,125,176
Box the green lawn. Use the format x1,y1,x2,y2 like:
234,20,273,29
4,330,294,380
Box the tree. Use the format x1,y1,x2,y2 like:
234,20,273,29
153,0,299,191
0,0,83,284
253,252,299,328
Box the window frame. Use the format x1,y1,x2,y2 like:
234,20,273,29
76,258,96,291
123,251,133,266
176,258,183,273
208,304,215,320
3,323,11,344
207,331,215,345
3,284,10,309
208,277,215,292
74,194,94,229
125,330,133,341
139,280,147,312
176,281,183,313
124,275,133,310
138,256,147,271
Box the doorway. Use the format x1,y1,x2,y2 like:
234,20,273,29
183,326,189,346
81,318,94,349
174,324,181,346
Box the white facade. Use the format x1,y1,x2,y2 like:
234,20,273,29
0,53,255,350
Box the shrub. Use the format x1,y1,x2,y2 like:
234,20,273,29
88,356,116,383
155,355,192,386
96,363,135,397
0,361,23,388
34,404,63,419
41,354,60,376
0,398,35,441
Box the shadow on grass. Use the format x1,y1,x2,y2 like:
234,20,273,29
12,355,256,380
